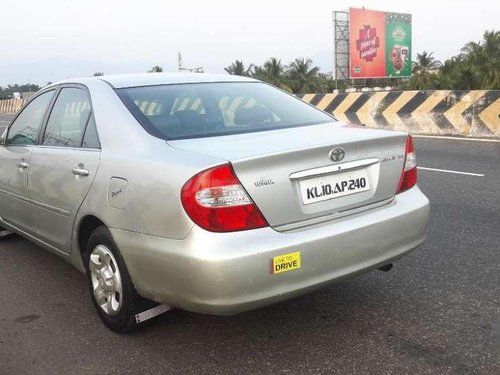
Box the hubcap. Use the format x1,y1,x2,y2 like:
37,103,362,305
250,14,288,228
89,245,123,316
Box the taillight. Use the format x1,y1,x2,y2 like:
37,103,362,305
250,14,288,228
181,164,268,232
396,135,417,194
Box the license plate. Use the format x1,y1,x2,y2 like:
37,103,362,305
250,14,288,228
299,168,370,205
272,251,301,274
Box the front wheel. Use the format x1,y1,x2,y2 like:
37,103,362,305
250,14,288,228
84,226,152,333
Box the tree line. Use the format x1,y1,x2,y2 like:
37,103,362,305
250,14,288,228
1,29,496,98
0,84,41,99
224,29,499,93
408,30,499,90
224,57,333,93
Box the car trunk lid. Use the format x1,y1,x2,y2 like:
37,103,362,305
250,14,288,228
169,123,408,229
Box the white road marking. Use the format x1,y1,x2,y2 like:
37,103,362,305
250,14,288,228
418,166,485,177
413,135,500,143
0,120,10,123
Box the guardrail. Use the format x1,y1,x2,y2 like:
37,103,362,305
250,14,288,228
298,90,500,138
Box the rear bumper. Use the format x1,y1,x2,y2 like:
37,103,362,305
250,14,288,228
111,186,430,315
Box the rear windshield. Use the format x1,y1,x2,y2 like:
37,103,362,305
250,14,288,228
116,82,335,140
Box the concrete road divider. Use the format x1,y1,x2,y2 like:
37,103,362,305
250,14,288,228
1,90,499,138
0,98,27,114
298,90,500,138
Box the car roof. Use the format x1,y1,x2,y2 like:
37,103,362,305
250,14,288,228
54,72,257,89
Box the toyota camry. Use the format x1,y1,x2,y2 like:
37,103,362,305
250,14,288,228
0,73,430,332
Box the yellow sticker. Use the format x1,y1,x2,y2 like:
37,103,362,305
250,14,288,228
272,251,301,274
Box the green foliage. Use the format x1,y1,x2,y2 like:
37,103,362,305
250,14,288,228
250,58,292,92
406,51,441,90
225,29,498,93
2,30,496,99
224,60,253,77
407,30,499,90
224,57,323,93
287,58,322,93
0,84,41,99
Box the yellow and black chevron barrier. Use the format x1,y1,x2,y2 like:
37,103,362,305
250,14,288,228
298,90,500,138
2,91,499,137
0,98,89,116
0,98,27,114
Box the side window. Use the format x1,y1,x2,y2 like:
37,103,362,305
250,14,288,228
6,90,54,145
43,88,91,148
81,114,100,149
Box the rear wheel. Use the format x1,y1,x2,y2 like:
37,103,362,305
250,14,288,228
84,226,153,333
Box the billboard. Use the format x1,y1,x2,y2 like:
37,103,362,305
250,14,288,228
349,7,412,79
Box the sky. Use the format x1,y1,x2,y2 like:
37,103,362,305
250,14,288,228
0,0,498,86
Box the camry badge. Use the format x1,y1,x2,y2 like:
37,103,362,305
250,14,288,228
329,147,345,162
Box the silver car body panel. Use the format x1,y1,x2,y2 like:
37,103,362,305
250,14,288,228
0,73,430,315
28,146,100,253
110,187,429,315
0,146,34,234
169,123,408,228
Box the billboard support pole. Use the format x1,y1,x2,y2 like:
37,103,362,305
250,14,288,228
333,10,350,88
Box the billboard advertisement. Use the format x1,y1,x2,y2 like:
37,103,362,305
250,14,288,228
349,7,412,79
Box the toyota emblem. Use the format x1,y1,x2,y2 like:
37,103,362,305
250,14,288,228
329,147,345,162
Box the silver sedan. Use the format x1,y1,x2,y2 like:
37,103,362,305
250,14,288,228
0,73,429,332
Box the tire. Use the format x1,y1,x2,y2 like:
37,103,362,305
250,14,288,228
83,226,154,333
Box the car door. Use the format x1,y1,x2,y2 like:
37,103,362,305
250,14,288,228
0,90,55,234
28,85,101,253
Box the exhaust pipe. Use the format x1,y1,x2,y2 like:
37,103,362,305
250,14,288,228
378,263,393,272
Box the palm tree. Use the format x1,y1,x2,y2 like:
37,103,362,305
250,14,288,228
287,58,321,93
482,30,500,56
461,30,500,89
412,51,442,74
407,51,442,90
460,40,486,89
250,65,266,80
481,30,500,88
434,57,461,89
148,65,164,73
224,60,253,76
263,58,285,82
460,41,483,66
260,58,292,92
317,72,336,92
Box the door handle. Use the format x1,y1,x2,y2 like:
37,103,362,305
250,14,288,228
72,165,90,177
17,161,29,169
